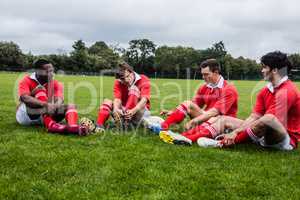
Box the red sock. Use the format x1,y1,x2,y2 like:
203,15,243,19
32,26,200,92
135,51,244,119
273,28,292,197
97,103,112,126
161,104,187,129
182,125,214,142
43,115,55,129
65,106,78,126
34,88,54,128
126,86,140,110
234,128,252,144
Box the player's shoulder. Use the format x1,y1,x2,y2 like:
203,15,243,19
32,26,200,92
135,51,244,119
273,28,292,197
114,78,122,85
52,79,62,85
196,83,207,93
19,74,32,84
283,80,297,90
280,80,299,95
140,74,150,81
256,86,270,98
223,80,237,91
137,74,150,86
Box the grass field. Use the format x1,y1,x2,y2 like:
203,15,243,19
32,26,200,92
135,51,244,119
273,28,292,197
1,72,300,200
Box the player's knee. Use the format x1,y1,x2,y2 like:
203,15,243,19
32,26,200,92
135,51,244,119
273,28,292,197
221,117,230,126
261,114,277,124
182,100,194,109
102,99,113,107
251,120,267,134
66,104,77,110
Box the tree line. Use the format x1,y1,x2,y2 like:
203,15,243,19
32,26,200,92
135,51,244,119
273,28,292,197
1,39,300,79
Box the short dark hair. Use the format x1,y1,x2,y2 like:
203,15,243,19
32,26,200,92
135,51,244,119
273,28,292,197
199,59,221,73
115,62,134,80
33,58,51,69
118,62,134,72
261,51,291,76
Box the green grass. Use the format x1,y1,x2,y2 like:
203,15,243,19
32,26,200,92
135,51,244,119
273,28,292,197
0,72,300,200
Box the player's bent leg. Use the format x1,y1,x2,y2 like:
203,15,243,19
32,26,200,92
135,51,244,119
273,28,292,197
50,104,66,123
250,114,291,148
196,116,245,148
229,114,293,150
45,104,78,135
16,103,43,125
160,100,199,130
211,116,244,135
183,100,204,119
131,107,151,127
181,116,243,143
64,104,79,126
96,99,113,132
181,125,212,142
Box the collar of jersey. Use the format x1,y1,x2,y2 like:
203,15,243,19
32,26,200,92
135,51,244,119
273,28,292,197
130,72,141,86
29,72,43,85
267,76,288,93
206,76,224,89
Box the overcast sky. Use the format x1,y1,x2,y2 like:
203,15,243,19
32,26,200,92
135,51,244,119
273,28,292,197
1,0,299,59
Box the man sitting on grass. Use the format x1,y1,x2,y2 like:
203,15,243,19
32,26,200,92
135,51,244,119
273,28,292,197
152,59,238,145
16,58,89,136
196,51,300,150
95,62,151,132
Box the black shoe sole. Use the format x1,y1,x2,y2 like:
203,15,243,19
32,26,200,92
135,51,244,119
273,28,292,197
173,140,192,146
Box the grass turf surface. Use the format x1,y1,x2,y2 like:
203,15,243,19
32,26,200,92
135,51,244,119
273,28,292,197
0,72,300,200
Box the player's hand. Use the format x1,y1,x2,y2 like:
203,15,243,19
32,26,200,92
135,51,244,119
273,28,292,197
160,109,172,116
184,119,196,130
113,108,124,116
124,108,137,120
221,132,237,147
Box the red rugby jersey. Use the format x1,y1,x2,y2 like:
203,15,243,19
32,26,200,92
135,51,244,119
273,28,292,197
192,77,238,117
18,73,64,100
113,73,151,109
253,79,300,147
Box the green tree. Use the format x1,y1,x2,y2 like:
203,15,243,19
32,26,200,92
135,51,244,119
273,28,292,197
155,45,199,77
224,54,260,80
199,41,227,74
288,53,300,79
70,40,89,71
0,41,24,68
124,39,156,73
88,41,119,69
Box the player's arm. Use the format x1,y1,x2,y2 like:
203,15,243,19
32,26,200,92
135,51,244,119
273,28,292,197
221,113,260,146
54,96,64,105
185,108,219,129
231,113,260,135
113,98,122,113
134,97,148,112
20,94,57,115
124,97,148,120
20,94,48,108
